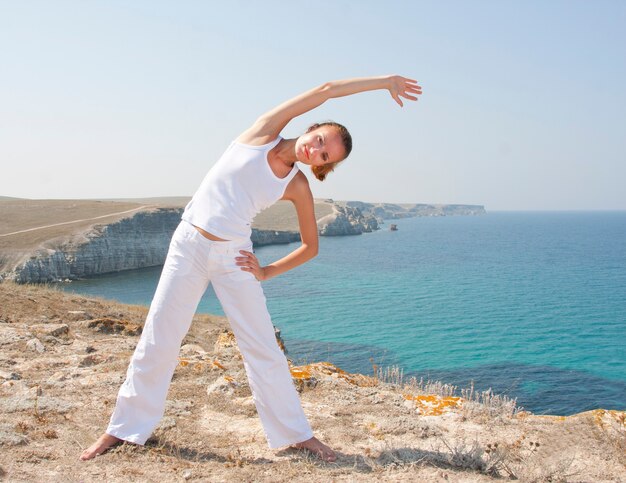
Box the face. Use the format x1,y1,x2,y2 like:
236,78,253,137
295,126,346,167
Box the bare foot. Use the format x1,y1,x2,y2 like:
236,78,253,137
79,433,123,460
292,436,337,462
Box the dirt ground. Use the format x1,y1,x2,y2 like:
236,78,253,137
0,282,624,482
0,200,149,251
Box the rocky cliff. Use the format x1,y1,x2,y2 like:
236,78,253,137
4,207,307,284
1,200,484,283
8,209,182,283
317,204,379,236
343,201,486,221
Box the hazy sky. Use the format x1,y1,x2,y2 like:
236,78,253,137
1,0,625,210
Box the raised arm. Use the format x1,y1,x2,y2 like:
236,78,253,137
238,75,421,144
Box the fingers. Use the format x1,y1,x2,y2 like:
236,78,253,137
403,77,422,93
389,76,421,107
236,251,257,266
391,93,404,107
236,250,260,273
404,82,422,95
235,250,265,281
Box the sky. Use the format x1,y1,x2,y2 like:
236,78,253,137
1,0,625,211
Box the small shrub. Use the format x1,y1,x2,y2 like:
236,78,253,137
43,429,58,439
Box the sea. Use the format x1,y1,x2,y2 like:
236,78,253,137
58,211,626,416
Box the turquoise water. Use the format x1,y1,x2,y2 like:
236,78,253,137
59,212,626,415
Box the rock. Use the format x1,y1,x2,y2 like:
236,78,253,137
403,394,463,416
182,470,192,480
0,370,21,381
47,371,69,386
214,330,237,351
180,343,207,358
0,327,29,346
1,379,29,394
345,201,486,219
27,385,43,397
206,376,239,396
26,338,45,353
34,323,69,337
67,310,92,321
237,396,255,407
290,362,378,388
2,201,485,283
6,208,183,283
251,229,300,246
78,354,101,367
84,318,142,336
317,205,379,236
274,326,287,354
1,381,40,397
0,396,76,414
0,424,28,446
40,335,65,345
70,339,96,353
164,399,193,417
157,417,177,431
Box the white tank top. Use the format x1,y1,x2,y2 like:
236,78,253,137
182,136,299,241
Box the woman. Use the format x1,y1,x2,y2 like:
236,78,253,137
80,75,422,463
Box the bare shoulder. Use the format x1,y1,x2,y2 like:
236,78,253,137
282,171,313,204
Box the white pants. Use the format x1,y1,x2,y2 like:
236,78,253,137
106,220,313,448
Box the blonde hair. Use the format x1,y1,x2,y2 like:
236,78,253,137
306,122,352,182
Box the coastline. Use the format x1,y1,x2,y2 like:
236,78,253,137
0,198,485,283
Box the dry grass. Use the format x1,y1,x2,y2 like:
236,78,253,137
0,199,147,247
0,281,624,482
377,365,519,421
460,381,521,421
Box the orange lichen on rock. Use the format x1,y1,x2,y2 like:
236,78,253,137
289,366,312,379
403,394,463,416
178,358,226,371
290,361,378,387
592,409,626,431
215,330,237,348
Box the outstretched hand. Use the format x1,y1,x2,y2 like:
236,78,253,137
388,75,422,107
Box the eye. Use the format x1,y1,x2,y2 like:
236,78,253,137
318,135,323,145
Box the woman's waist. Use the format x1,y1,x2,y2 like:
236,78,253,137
181,211,251,237
192,224,229,242
179,219,252,254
